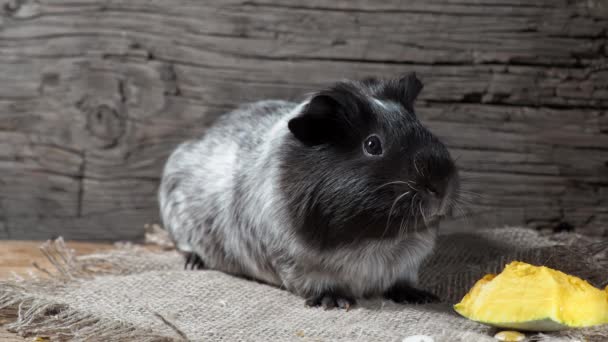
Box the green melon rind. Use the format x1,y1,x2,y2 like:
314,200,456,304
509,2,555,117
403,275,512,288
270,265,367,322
453,306,568,332
474,318,568,332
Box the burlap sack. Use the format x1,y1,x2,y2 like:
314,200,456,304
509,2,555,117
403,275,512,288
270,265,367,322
1,227,607,341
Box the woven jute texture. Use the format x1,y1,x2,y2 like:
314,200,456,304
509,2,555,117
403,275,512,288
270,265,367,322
1,227,607,342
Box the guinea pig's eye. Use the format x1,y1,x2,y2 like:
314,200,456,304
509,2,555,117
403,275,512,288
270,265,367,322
363,135,383,156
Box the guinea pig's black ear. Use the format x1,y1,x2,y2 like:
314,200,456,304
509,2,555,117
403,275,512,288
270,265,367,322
288,94,346,146
398,72,423,112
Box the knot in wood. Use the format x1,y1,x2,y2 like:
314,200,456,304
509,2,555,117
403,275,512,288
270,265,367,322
3,0,40,18
85,104,126,149
2,0,21,15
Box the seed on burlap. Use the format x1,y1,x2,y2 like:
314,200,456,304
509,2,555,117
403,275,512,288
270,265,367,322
494,330,525,341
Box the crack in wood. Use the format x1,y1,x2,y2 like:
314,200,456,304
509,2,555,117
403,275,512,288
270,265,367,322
238,1,555,15
76,151,86,217
160,64,182,96
20,166,161,183
118,79,127,104
426,99,608,110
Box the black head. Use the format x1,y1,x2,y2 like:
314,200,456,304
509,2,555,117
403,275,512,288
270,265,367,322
281,73,459,250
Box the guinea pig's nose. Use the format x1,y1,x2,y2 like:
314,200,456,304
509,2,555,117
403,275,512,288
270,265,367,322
413,146,456,200
424,179,446,199
425,184,438,197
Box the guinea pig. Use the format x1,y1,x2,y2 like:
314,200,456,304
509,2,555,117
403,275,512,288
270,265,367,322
158,73,459,309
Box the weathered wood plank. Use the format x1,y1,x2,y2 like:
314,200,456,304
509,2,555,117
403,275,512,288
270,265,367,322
0,0,606,240
5,211,152,241
5,0,607,64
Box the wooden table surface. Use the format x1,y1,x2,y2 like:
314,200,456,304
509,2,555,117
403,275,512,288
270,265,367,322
0,240,115,279
0,240,115,340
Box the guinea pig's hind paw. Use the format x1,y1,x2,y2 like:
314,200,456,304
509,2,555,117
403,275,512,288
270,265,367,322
305,292,356,310
183,252,206,270
384,283,439,304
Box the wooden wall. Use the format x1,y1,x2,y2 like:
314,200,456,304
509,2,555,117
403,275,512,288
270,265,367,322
1,0,607,240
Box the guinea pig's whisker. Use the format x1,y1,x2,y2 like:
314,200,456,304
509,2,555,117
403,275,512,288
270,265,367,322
454,195,475,210
448,195,474,225
413,159,424,177
458,189,483,199
373,180,409,193
382,191,411,239
404,182,419,192
452,203,472,225
450,197,465,209
399,195,413,238
419,202,428,225
413,205,419,234
387,191,411,225
398,212,408,238
405,193,419,236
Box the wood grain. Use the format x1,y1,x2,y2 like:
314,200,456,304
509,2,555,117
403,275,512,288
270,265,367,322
0,240,114,279
0,0,607,240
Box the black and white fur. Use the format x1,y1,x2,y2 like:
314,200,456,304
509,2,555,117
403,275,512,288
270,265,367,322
159,73,459,309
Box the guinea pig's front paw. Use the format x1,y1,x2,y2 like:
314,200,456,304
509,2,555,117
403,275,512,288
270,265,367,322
305,291,356,310
384,282,439,304
183,252,206,270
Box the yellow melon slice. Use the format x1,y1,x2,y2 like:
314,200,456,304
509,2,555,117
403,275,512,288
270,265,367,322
454,261,608,331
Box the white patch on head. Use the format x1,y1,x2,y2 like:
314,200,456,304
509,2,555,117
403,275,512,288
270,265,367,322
373,98,388,110
373,98,402,113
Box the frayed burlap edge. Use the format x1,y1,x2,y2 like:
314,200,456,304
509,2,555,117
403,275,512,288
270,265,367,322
0,238,184,342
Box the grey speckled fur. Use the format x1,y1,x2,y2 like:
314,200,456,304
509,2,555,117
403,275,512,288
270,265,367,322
159,76,458,303
159,100,296,287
